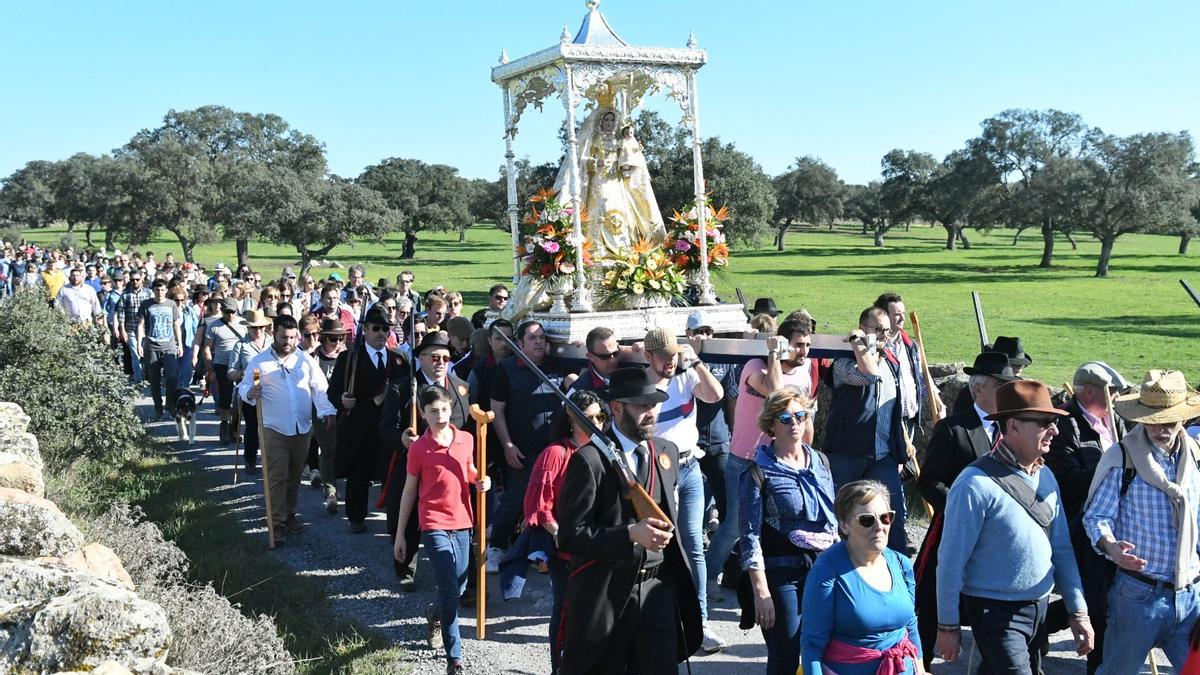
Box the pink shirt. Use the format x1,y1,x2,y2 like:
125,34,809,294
730,358,816,460
523,439,578,529
406,426,475,531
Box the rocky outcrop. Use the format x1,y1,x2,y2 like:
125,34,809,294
0,402,185,674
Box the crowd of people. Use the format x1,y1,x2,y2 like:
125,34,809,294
9,238,1200,675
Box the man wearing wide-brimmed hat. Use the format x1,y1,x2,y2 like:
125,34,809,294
1083,370,1200,674
937,380,1093,672
310,317,349,513
556,367,702,674
228,308,273,474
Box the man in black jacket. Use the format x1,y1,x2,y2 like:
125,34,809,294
327,305,406,533
557,367,702,674
914,351,1015,666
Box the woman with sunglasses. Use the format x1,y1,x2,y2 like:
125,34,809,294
739,388,837,675
801,480,923,675
520,388,607,675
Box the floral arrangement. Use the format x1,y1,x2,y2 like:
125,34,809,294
665,196,731,272
517,187,591,280
596,238,687,310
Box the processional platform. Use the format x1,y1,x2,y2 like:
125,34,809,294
521,303,750,343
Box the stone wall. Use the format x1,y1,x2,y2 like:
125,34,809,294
0,402,193,675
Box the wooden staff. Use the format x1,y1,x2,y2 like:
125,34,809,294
469,403,495,639
253,368,276,549
900,418,934,518
908,311,945,423
230,394,242,484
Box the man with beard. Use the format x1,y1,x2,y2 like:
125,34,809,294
380,332,471,591
1083,370,1200,674
240,315,337,545
557,367,702,673
327,304,406,533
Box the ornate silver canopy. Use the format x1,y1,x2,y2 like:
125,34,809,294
494,0,716,310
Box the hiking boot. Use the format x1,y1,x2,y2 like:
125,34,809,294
446,658,463,674
425,603,443,651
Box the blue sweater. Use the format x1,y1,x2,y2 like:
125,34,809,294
801,542,921,675
936,462,1086,624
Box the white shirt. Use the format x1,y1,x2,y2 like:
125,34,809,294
974,403,998,444
366,344,388,370
56,283,102,322
612,425,645,477
655,367,702,460
238,348,337,436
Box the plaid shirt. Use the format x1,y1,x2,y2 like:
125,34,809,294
1083,444,1200,583
116,287,152,338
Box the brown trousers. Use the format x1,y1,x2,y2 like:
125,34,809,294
262,427,311,531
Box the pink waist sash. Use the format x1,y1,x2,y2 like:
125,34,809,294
822,634,918,675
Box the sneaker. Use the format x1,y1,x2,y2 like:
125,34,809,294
301,466,312,482
446,658,463,674
309,469,323,489
486,546,502,574
349,521,367,534
324,491,338,514
399,566,417,593
700,625,726,653
285,516,307,534
425,603,443,651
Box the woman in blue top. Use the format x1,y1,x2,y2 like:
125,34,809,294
739,388,838,675
801,480,924,675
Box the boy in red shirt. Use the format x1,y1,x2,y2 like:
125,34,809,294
395,385,489,673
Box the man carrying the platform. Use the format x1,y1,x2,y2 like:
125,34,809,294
643,326,726,653
380,332,471,591
557,367,702,673
824,306,909,553
874,291,928,431
914,351,1016,667
568,326,624,396
1082,370,1200,674
327,304,404,533
489,320,567,571
936,380,1093,672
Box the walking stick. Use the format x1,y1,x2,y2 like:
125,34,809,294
469,404,494,639
1149,651,1160,675
908,311,945,423
230,396,242,485
253,368,276,549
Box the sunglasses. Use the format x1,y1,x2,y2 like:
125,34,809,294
590,350,620,361
323,335,346,342
282,293,293,298
366,324,388,333
494,295,509,301
777,411,810,426
1015,416,1058,430
425,354,451,363
855,511,895,528
584,411,608,424
302,332,320,338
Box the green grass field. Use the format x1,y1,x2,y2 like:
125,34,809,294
23,222,1198,387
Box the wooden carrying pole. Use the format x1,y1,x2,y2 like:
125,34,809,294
469,404,494,639
253,369,276,549
908,311,945,424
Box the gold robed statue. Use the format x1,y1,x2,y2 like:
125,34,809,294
554,106,667,256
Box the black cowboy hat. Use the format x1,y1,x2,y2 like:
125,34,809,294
986,336,1032,367
603,367,668,405
751,297,780,317
362,303,394,327
414,331,452,357
962,351,1019,381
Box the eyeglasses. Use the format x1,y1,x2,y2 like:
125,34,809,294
590,350,620,361
425,354,451,363
302,332,320,338
1015,416,1058,430
777,411,810,426
855,511,895,528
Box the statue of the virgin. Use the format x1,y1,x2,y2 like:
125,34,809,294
553,106,666,257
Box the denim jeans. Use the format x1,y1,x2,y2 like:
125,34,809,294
826,452,907,553
126,341,144,384
963,594,1047,675
421,528,471,663
143,348,178,415
1096,572,1200,674
707,453,752,580
493,457,535,550
763,566,807,675
676,457,708,621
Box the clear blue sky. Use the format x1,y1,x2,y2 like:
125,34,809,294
2,1,1196,185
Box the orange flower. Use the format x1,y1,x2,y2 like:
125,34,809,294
713,205,730,221
631,238,656,255
710,242,729,258
530,186,557,203
523,206,541,225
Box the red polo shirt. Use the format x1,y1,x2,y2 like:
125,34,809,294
407,425,475,531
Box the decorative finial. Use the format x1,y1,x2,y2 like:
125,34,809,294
687,31,698,49
561,23,571,43
586,0,600,9
499,49,509,64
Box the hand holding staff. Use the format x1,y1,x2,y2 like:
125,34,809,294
469,404,495,639
253,368,276,549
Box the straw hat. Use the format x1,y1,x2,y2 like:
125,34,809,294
1113,370,1200,424
242,309,272,328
